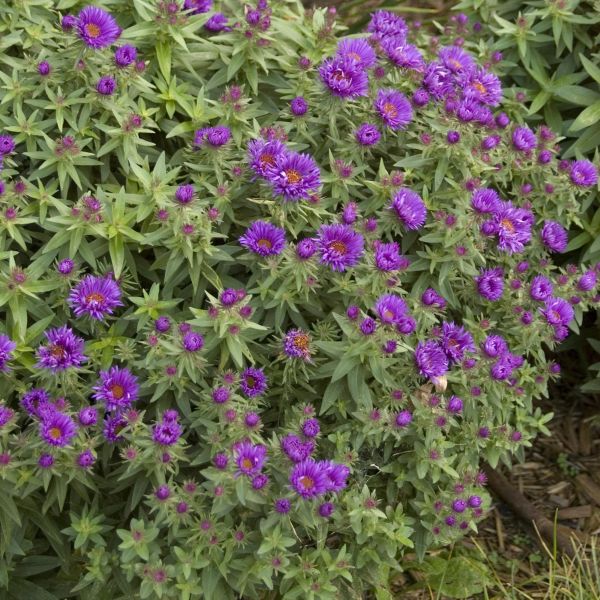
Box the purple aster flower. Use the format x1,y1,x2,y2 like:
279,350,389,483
447,395,463,414
360,317,377,335
38,453,54,468
92,367,139,412
274,498,291,513
452,499,467,513
512,126,537,152
374,241,405,271
0,406,14,427
481,334,508,358
194,125,231,148
337,38,376,69
319,56,369,99
252,473,269,489
296,238,317,260
0,135,15,156
395,410,413,427
530,275,554,301
322,461,350,493
540,220,568,253
114,45,137,67
290,459,329,498
301,418,320,438
265,151,321,202
40,412,77,447
283,329,312,361
204,12,229,32
382,39,424,70
281,434,314,463
214,453,228,469
57,258,75,276
475,267,504,301
152,416,183,446
461,68,502,106
244,412,260,428
490,356,514,381
239,220,286,257
0,334,16,372
155,316,171,333
21,388,51,418
422,63,454,99
36,326,87,372
441,322,475,363
415,341,449,379
175,184,194,205
396,314,416,335
77,449,96,469
220,288,238,306
493,202,533,253
374,89,412,130
316,224,365,271
412,88,430,106
541,297,574,327
422,288,447,309
233,440,267,476
290,96,308,116
182,331,204,352
103,414,127,443
318,502,335,517
374,293,407,325
212,386,230,404
247,138,287,178
570,160,598,187
69,275,122,320
38,61,51,76
471,188,501,214
438,46,476,74
577,270,597,291
77,6,121,49
447,130,460,144
183,0,213,14
78,407,97,427
367,10,408,41
355,123,381,146
390,187,427,230
240,367,268,397
61,15,77,31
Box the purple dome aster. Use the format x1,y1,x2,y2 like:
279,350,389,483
77,449,96,469
155,316,171,333
68,275,123,320
57,258,75,276
316,224,365,272
390,187,427,230
512,126,537,152
240,367,268,397
322,461,350,493
0,135,15,156
493,202,533,253
422,288,447,309
204,12,229,32
281,434,315,463
461,68,502,106
96,76,117,96
415,340,449,379
183,0,213,14
441,322,475,363
374,241,405,271
481,334,508,358
296,238,317,260
318,502,335,517
319,56,369,99
290,96,308,116
447,395,463,414
301,418,320,438
577,270,597,291
530,275,554,301
336,38,377,69
540,220,568,253
471,188,501,214
36,326,87,372
283,329,312,361
374,293,408,325
0,334,16,372
239,220,286,256
182,331,204,352
92,366,139,412
152,417,183,446
247,138,287,178
175,184,195,205
382,40,424,71
395,410,413,427
40,412,77,447
61,15,77,31
438,46,476,74
233,440,267,476
475,267,504,301
374,89,412,130
38,453,55,468
114,44,137,67
77,6,121,49
265,151,321,202
570,160,598,187
38,61,51,76
103,414,127,443
21,388,51,418
274,498,291,513
290,459,329,498
78,407,97,427
355,123,381,146
541,297,574,327
367,10,408,41
194,125,232,148
0,406,14,427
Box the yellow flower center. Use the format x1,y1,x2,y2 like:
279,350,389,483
257,239,272,250
50,344,66,359
330,241,347,255
293,334,310,351
259,153,275,166
299,475,314,490
241,458,253,470
110,384,125,399
85,23,101,39
473,81,487,94
285,169,302,184
85,292,105,304
383,102,398,119
49,427,62,440
500,218,515,233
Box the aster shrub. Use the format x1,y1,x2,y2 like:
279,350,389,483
0,1,598,598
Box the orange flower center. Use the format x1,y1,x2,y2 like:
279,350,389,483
383,309,394,320
49,427,62,440
285,169,302,184
500,218,515,233
50,344,66,359
383,102,398,118
330,241,347,255
259,153,275,166
85,23,101,39
348,52,362,62
85,292,105,304
241,458,253,470
299,475,314,490
552,310,561,321
110,384,125,399
256,239,272,250
333,70,347,82
449,59,462,70
246,375,256,387
473,81,487,94
293,334,310,351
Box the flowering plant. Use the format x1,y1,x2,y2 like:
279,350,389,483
0,1,598,597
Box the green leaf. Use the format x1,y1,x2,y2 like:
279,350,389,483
156,41,172,82
569,101,600,132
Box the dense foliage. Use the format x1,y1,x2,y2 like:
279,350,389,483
0,1,598,598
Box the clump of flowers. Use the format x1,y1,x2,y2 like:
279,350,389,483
0,2,597,598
